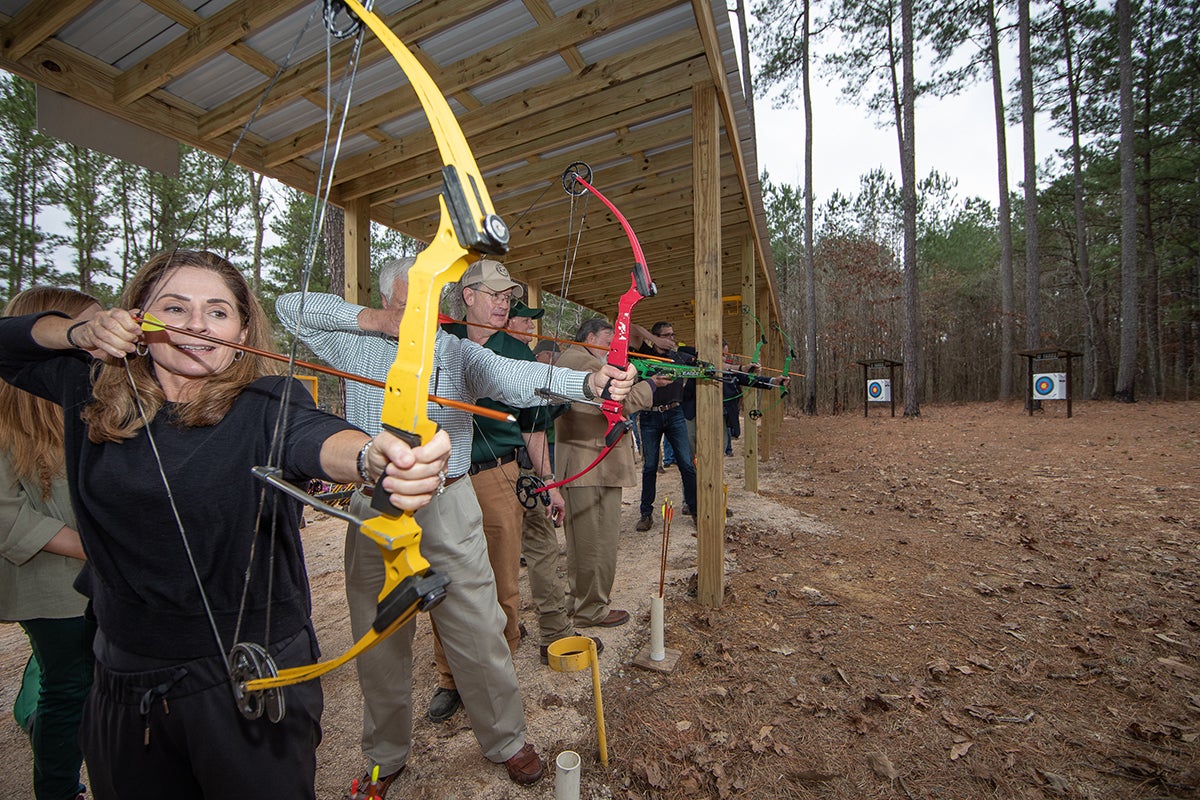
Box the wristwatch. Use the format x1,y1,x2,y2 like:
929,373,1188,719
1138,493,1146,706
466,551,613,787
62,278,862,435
582,375,596,400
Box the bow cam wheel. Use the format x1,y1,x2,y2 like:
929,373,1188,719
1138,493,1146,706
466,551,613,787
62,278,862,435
229,642,285,723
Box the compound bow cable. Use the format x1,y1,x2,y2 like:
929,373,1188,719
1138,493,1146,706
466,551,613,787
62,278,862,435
119,5,329,713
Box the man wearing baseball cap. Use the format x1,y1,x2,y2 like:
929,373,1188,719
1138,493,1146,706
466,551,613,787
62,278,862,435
440,262,603,700
507,299,542,345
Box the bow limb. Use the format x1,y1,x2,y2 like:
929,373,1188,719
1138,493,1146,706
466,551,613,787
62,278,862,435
242,0,507,695
530,164,655,495
742,305,767,365
341,0,507,255
749,323,796,421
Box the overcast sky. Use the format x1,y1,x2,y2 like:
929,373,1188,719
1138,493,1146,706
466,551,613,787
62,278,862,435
747,35,1070,210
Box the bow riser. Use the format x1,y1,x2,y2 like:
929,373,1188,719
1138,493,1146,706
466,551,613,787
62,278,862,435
242,1,507,698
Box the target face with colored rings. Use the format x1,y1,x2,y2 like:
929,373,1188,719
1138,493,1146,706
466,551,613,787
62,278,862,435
868,382,883,398
1032,372,1066,399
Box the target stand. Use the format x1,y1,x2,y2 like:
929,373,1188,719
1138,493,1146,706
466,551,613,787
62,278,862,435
857,358,902,417
1018,347,1081,418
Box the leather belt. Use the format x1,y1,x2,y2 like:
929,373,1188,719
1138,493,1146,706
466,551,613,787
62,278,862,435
360,473,465,498
468,450,518,476
651,401,680,413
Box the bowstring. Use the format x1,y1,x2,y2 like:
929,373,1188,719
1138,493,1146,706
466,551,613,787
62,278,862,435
125,6,324,669
464,172,591,510
122,361,235,681
244,2,368,654
526,172,591,499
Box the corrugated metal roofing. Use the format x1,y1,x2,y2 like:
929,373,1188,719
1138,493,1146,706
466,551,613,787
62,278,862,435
0,0,778,347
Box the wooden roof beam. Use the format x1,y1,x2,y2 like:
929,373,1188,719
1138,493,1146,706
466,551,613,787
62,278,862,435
265,0,683,169
113,0,305,106
1,0,94,62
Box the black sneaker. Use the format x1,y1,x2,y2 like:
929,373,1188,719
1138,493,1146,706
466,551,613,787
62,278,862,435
427,687,461,723
636,515,653,531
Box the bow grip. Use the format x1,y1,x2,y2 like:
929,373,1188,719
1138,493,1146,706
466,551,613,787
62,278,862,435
370,423,423,516
602,402,631,448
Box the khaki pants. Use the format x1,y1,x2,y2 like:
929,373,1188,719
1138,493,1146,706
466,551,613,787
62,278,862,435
520,474,573,646
345,483,526,772
561,485,623,627
432,460,523,688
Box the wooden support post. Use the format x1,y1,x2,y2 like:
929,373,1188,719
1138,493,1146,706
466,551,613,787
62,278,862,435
692,82,723,609
344,196,372,306
740,236,758,492
769,322,784,435
757,291,773,460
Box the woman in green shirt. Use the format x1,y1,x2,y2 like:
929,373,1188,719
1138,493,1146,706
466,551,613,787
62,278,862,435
0,286,100,800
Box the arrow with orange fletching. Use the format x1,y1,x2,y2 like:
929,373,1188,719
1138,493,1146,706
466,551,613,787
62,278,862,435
435,313,676,364
138,313,513,423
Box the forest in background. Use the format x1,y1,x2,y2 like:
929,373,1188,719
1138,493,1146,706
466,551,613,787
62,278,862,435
753,0,1197,411
1,0,1197,413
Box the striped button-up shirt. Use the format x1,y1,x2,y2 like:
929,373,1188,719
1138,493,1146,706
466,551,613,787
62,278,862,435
276,291,590,478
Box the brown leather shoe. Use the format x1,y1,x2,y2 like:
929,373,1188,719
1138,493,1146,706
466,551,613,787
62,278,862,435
594,608,629,627
504,742,545,785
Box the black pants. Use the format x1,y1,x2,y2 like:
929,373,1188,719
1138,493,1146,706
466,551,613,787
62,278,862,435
20,616,95,800
81,629,323,800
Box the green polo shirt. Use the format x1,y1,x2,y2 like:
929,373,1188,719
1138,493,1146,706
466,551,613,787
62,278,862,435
442,323,564,464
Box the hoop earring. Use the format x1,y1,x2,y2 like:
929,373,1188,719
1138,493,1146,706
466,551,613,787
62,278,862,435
233,350,245,362
135,343,149,357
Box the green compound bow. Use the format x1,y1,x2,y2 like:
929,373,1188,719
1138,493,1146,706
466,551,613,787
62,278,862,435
749,322,796,421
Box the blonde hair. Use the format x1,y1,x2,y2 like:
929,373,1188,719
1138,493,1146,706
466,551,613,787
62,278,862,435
83,250,279,442
0,286,100,497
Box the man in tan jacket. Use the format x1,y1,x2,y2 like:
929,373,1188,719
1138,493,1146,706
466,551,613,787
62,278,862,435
555,317,656,628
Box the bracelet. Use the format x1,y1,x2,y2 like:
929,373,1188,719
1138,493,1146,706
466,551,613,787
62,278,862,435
65,321,87,350
581,375,596,401
356,440,374,484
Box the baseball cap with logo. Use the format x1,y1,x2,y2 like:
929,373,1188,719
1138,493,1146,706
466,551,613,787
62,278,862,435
461,259,524,298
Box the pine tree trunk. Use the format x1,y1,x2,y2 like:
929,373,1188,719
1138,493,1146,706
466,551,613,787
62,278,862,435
1114,0,1139,402
901,0,920,417
802,0,817,415
1019,0,1040,358
989,0,1015,400
324,204,345,297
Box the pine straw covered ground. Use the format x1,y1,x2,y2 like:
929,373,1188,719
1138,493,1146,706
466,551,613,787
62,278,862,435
0,401,1197,799
603,400,1199,800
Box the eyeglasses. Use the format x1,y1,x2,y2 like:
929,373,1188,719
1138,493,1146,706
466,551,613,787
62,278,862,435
660,331,677,338
471,286,517,307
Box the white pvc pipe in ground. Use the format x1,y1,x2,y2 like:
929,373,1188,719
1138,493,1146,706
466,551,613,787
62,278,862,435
650,595,665,661
555,750,581,800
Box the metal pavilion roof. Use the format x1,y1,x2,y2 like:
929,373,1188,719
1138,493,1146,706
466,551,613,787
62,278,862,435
0,0,778,347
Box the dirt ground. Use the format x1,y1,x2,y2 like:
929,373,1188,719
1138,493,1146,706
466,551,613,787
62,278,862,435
1,400,1197,799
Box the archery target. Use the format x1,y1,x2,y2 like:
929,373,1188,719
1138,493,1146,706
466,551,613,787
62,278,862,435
1033,372,1067,400
867,379,891,401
